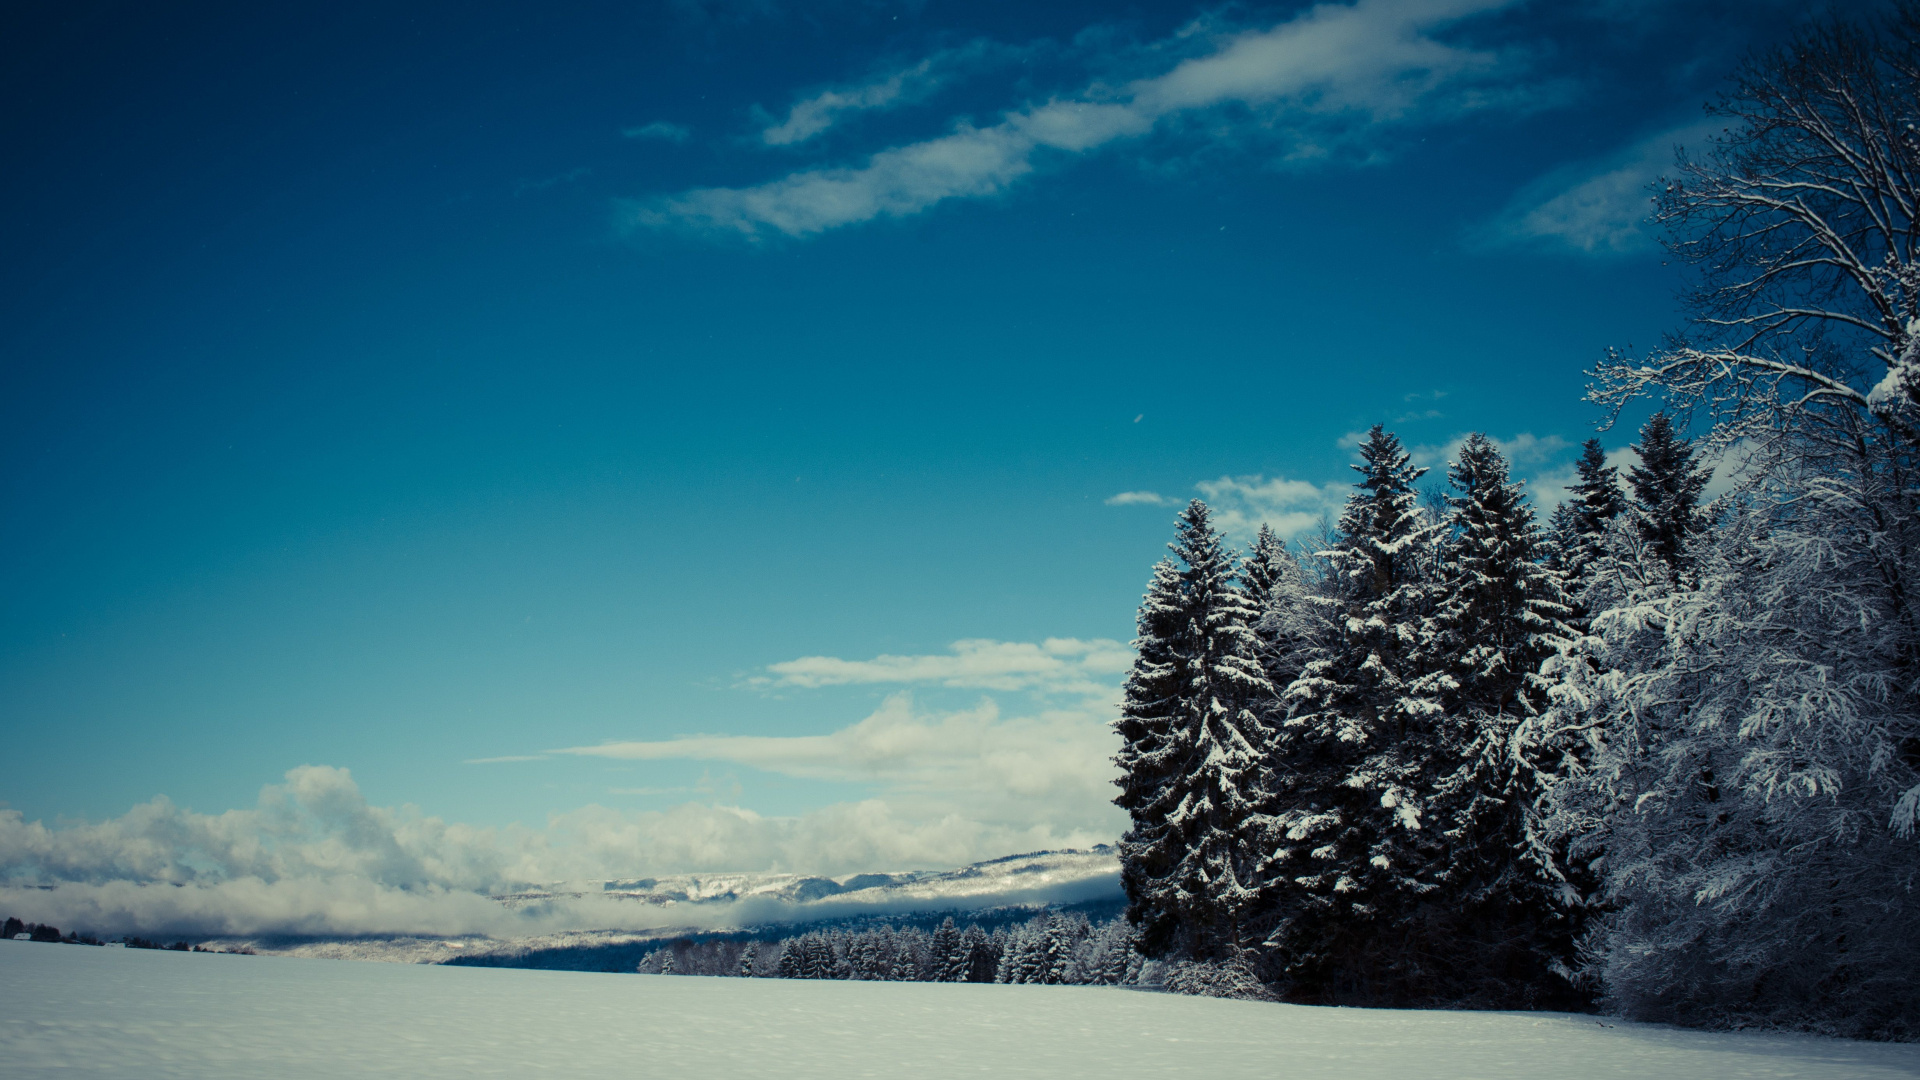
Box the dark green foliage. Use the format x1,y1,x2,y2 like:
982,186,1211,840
1627,414,1709,579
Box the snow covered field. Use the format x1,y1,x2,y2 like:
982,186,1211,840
5,942,1916,1079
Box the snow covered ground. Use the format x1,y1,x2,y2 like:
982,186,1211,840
5,940,1917,1079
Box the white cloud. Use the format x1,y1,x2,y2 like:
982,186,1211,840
1104,490,1172,506
755,637,1130,695
1410,431,1570,472
624,121,693,142
1525,461,1583,514
643,123,1041,236
1490,119,1719,254
761,41,1010,146
633,0,1526,238
1194,474,1347,539
553,692,1120,831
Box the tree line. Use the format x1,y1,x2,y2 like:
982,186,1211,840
0,915,250,953
1114,8,1920,1040
637,912,1151,988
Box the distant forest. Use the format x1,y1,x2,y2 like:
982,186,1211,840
0,916,248,954
1109,8,1920,1041
627,909,1264,998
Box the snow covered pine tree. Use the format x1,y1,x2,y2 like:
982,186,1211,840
1547,438,1626,593
1266,425,1454,1004
1421,434,1584,1007
1624,414,1708,583
1114,500,1275,963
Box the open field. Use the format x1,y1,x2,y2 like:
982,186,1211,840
3,940,1916,1079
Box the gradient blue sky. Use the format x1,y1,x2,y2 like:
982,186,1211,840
0,0,1835,880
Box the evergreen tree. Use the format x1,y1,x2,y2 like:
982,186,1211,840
1627,413,1709,580
1433,434,1570,717
737,942,758,977
1548,438,1627,589
1421,434,1585,1006
1097,919,1135,985
928,917,959,982
1113,500,1275,960
1038,915,1076,985
1269,425,1449,1000
960,924,995,983
891,942,919,981
1241,524,1319,704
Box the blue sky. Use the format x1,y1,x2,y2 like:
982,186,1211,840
0,0,1834,895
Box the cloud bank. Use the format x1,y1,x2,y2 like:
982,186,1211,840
0,764,1119,938
2,638,1132,938
632,0,1528,238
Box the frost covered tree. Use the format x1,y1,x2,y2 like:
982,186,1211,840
1113,500,1276,960
1553,5,1920,1038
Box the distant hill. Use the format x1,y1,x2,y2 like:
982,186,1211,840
203,847,1121,966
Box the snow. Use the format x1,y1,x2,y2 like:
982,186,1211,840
6,940,1917,1079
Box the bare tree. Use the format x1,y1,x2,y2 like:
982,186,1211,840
1591,7,1920,449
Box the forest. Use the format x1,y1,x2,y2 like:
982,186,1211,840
1109,9,1920,1040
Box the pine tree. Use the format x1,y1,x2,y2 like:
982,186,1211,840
1571,438,1625,543
1113,500,1276,960
927,917,958,982
995,926,1027,983
960,924,995,983
1628,413,1709,580
1421,433,1585,1006
1268,425,1449,1000
737,941,758,977
1097,918,1135,985
1039,915,1078,985
1434,434,1570,716
1241,525,1319,704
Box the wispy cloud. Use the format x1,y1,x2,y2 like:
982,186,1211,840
1104,490,1172,506
631,0,1528,238
760,40,1013,146
1487,118,1719,255
756,637,1129,695
554,692,1118,814
624,120,693,143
